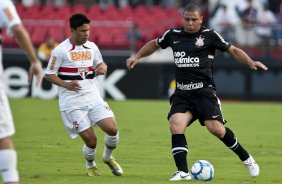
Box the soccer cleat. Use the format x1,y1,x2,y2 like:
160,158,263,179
243,155,259,177
169,171,192,181
87,166,101,176
103,158,123,176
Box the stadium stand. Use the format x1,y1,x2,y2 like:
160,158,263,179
2,3,182,50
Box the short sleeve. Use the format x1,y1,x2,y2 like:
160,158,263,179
92,44,103,67
0,0,22,36
157,29,171,49
45,48,63,75
210,30,231,52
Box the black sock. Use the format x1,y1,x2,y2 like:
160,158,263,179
171,134,188,173
220,127,249,161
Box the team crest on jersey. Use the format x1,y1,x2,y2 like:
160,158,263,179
78,67,90,79
195,35,205,47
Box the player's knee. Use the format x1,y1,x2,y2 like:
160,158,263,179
85,141,97,149
0,136,14,149
104,133,119,149
84,136,97,149
169,114,178,125
206,121,225,138
209,129,224,138
169,120,186,134
106,126,118,136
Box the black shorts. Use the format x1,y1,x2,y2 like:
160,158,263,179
167,88,226,126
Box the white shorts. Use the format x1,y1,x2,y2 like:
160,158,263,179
0,92,15,139
61,101,114,139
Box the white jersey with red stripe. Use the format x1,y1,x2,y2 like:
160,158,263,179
45,38,104,111
0,0,22,91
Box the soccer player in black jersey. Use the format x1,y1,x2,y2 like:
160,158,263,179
126,3,268,181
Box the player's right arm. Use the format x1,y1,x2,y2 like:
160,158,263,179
44,48,81,92
45,74,81,92
126,39,160,70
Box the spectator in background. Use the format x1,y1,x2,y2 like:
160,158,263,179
268,0,282,45
235,0,259,47
128,0,140,8
99,0,112,10
0,0,43,184
256,3,276,56
37,36,58,64
210,3,239,43
127,22,143,54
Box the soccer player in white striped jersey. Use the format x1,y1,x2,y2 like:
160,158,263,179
45,13,123,177
0,0,43,183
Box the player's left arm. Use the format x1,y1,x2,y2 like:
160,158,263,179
92,44,107,76
94,62,107,76
227,45,268,71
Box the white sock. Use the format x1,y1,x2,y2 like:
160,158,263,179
103,133,119,160
82,145,96,168
103,146,113,161
0,149,19,183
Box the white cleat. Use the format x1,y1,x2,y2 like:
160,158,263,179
243,155,259,177
169,171,192,181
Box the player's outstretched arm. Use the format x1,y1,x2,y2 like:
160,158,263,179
12,24,43,86
126,39,160,70
227,45,268,71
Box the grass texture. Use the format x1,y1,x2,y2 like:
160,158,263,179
9,98,282,184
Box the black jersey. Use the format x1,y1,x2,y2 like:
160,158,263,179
157,26,231,92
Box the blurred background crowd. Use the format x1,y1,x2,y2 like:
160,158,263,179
4,0,282,59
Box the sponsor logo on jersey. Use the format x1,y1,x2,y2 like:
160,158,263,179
70,50,92,61
49,56,57,70
173,51,200,67
195,35,205,47
4,7,14,21
177,82,204,90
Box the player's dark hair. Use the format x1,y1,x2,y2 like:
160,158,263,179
183,3,202,15
69,13,90,29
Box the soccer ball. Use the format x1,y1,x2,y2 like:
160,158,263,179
190,160,214,181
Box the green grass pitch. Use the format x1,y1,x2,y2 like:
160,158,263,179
9,98,282,184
